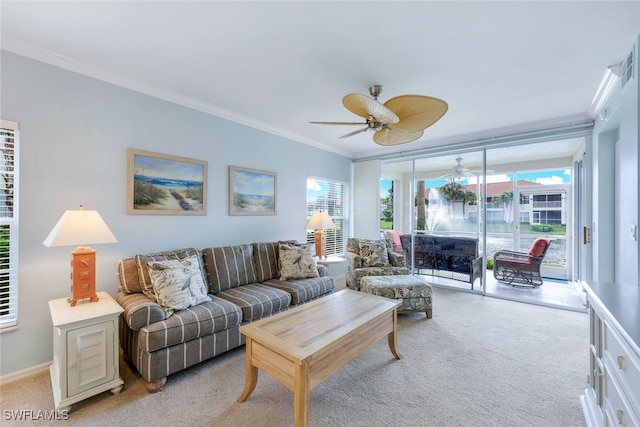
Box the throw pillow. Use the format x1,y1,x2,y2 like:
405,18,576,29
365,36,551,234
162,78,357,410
146,255,211,315
134,247,202,302
358,241,390,267
278,244,320,280
147,262,193,314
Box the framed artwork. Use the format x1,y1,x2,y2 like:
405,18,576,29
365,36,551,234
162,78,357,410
126,149,207,215
229,166,277,216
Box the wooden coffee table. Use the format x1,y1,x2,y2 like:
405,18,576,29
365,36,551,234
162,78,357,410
237,289,401,427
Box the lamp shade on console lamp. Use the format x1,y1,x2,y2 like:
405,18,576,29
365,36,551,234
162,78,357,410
305,211,335,259
43,206,117,306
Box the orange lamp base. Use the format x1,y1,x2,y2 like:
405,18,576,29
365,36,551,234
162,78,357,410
68,246,99,307
314,229,327,260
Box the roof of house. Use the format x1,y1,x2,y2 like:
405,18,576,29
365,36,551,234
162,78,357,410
421,179,565,198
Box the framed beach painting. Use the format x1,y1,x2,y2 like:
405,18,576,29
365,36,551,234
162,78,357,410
229,166,277,216
127,149,207,215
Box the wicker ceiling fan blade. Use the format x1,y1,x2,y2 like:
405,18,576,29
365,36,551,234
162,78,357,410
343,93,399,124
373,128,424,146
340,127,369,139
309,121,368,125
385,95,448,133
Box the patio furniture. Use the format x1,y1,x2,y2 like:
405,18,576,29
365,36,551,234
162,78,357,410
399,234,482,289
360,275,433,318
493,238,550,287
345,238,410,291
383,230,404,254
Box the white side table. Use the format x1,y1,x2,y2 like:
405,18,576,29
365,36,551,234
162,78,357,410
316,256,345,265
317,256,346,277
48,291,124,411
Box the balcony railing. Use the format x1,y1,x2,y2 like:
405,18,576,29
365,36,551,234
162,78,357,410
532,201,562,208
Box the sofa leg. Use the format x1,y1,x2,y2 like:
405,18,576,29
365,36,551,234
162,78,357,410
145,377,167,393
426,308,433,319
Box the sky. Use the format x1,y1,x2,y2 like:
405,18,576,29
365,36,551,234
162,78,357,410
381,169,571,197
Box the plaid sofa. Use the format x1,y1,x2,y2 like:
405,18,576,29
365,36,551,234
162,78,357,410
115,241,335,392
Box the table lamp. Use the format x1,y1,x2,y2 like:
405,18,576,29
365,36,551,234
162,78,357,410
305,211,335,259
43,205,117,306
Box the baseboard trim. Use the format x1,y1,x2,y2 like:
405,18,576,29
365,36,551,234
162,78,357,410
0,361,51,386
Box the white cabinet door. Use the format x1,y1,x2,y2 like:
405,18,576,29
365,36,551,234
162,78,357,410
67,320,115,396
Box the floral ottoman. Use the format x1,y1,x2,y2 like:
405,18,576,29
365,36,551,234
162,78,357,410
360,275,433,318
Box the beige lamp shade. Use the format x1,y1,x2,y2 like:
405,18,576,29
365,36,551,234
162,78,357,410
305,211,335,230
43,206,116,306
43,206,117,248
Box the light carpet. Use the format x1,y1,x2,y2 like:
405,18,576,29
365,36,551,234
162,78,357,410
0,288,589,426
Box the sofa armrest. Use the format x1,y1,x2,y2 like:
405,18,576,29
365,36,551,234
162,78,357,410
346,251,362,268
115,291,167,331
388,251,405,267
317,264,329,277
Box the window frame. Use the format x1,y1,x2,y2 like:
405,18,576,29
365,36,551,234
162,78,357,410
306,176,347,257
0,120,19,331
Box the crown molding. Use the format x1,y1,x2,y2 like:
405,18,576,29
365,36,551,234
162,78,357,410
0,36,352,158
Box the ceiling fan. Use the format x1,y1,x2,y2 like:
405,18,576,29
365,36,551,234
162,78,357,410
310,85,448,146
438,157,493,179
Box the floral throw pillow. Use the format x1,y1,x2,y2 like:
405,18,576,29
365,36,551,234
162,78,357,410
278,244,320,280
358,241,390,267
147,255,211,315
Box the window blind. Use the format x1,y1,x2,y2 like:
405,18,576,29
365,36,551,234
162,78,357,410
0,120,19,330
306,177,347,256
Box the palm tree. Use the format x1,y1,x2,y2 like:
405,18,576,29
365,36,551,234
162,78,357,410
416,181,425,230
461,189,477,218
498,190,514,223
439,180,465,217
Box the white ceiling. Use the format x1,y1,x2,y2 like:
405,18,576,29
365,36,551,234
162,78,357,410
1,1,639,160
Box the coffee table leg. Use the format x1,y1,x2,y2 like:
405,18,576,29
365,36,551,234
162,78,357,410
238,338,258,402
293,361,310,427
387,309,401,359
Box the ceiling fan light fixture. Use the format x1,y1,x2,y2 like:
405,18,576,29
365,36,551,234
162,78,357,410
312,84,447,145
342,93,399,124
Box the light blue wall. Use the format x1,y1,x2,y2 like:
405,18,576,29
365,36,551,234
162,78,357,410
0,51,352,376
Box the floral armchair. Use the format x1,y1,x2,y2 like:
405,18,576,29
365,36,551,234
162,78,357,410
345,238,410,291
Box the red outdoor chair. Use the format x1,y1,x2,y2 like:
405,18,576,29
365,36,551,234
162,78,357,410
493,238,550,287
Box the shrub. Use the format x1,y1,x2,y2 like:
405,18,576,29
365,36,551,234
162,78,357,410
486,258,494,270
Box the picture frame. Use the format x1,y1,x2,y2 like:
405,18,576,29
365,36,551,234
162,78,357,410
127,148,207,215
229,166,277,216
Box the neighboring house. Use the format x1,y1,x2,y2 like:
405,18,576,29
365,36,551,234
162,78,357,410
422,180,568,225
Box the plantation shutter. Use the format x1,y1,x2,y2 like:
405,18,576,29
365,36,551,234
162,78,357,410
306,177,346,256
0,120,18,329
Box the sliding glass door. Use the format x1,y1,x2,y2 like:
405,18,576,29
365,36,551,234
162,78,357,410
380,136,585,309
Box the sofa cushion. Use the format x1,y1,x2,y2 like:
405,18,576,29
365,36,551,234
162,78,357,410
202,244,257,293
358,240,390,267
216,284,291,322
118,258,143,294
137,296,243,353
529,238,548,257
263,276,335,305
278,243,320,280
253,241,280,282
147,255,212,315
134,248,204,302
